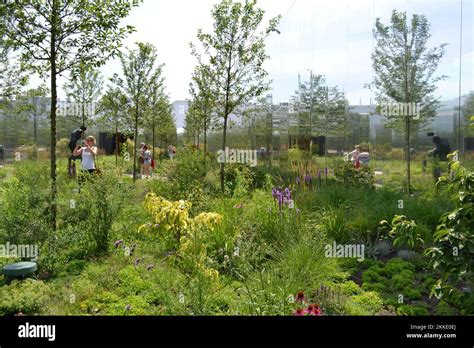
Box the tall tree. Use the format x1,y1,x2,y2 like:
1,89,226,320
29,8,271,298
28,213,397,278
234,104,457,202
143,87,174,159
26,86,50,146
188,64,215,164
97,86,128,165
0,42,28,106
112,42,165,181
1,0,136,229
191,0,280,192
64,62,103,128
372,10,446,193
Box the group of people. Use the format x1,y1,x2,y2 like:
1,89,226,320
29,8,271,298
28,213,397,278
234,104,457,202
348,145,370,168
69,126,179,182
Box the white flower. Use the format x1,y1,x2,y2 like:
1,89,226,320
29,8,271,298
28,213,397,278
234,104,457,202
233,247,240,257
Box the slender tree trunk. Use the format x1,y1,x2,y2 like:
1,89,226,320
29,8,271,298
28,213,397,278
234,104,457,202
404,31,411,195
133,103,139,182
33,110,38,145
82,92,85,128
220,115,228,193
203,110,207,168
49,0,58,231
115,123,118,165
406,116,411,194
152,121,155,159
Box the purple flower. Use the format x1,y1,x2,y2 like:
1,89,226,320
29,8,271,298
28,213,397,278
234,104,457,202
271,187,278,199
277,191,283,207
284,187,291,200
296,176,301,185
114,240,123,249
304,174,312,184
154,224,160,228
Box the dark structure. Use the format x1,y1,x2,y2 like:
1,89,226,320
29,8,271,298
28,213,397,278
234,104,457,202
465,137,474,151
68,126,87,155
311,136,326,156
0,145,4,163
99,132,129,155
68,126,86,178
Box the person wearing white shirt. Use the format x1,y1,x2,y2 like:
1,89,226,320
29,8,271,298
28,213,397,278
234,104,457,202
73,136,98,185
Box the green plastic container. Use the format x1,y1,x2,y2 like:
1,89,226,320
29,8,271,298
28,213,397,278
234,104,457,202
2,262,37,277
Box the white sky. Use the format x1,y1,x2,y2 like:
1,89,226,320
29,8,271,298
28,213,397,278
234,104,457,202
49,0,473,105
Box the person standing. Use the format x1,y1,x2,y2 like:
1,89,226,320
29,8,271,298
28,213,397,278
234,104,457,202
142,145,152,179
358,147,370,167
139,143,146,179
168,145,176,160
73,136,98,185
349,145,361,167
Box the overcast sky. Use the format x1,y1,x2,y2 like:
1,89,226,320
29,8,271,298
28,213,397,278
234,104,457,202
52,0,473,105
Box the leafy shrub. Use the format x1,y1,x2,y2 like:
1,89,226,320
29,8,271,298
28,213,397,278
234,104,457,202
40,173,127,276
379,215,424,251
347,291,384,315
435,300,457,315
383,258,415,276
426,154,474,313
334,160,374,188
139,193,223,282
0,279,50,315
396,304,429,316
169,148,208,199
0,163,50,246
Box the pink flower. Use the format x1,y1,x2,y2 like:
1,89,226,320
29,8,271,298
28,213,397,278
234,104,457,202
293,308,305,316
295,291,305,303
305,304,322,316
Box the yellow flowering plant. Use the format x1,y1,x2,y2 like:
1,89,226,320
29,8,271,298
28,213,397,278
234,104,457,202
139,193,223,282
